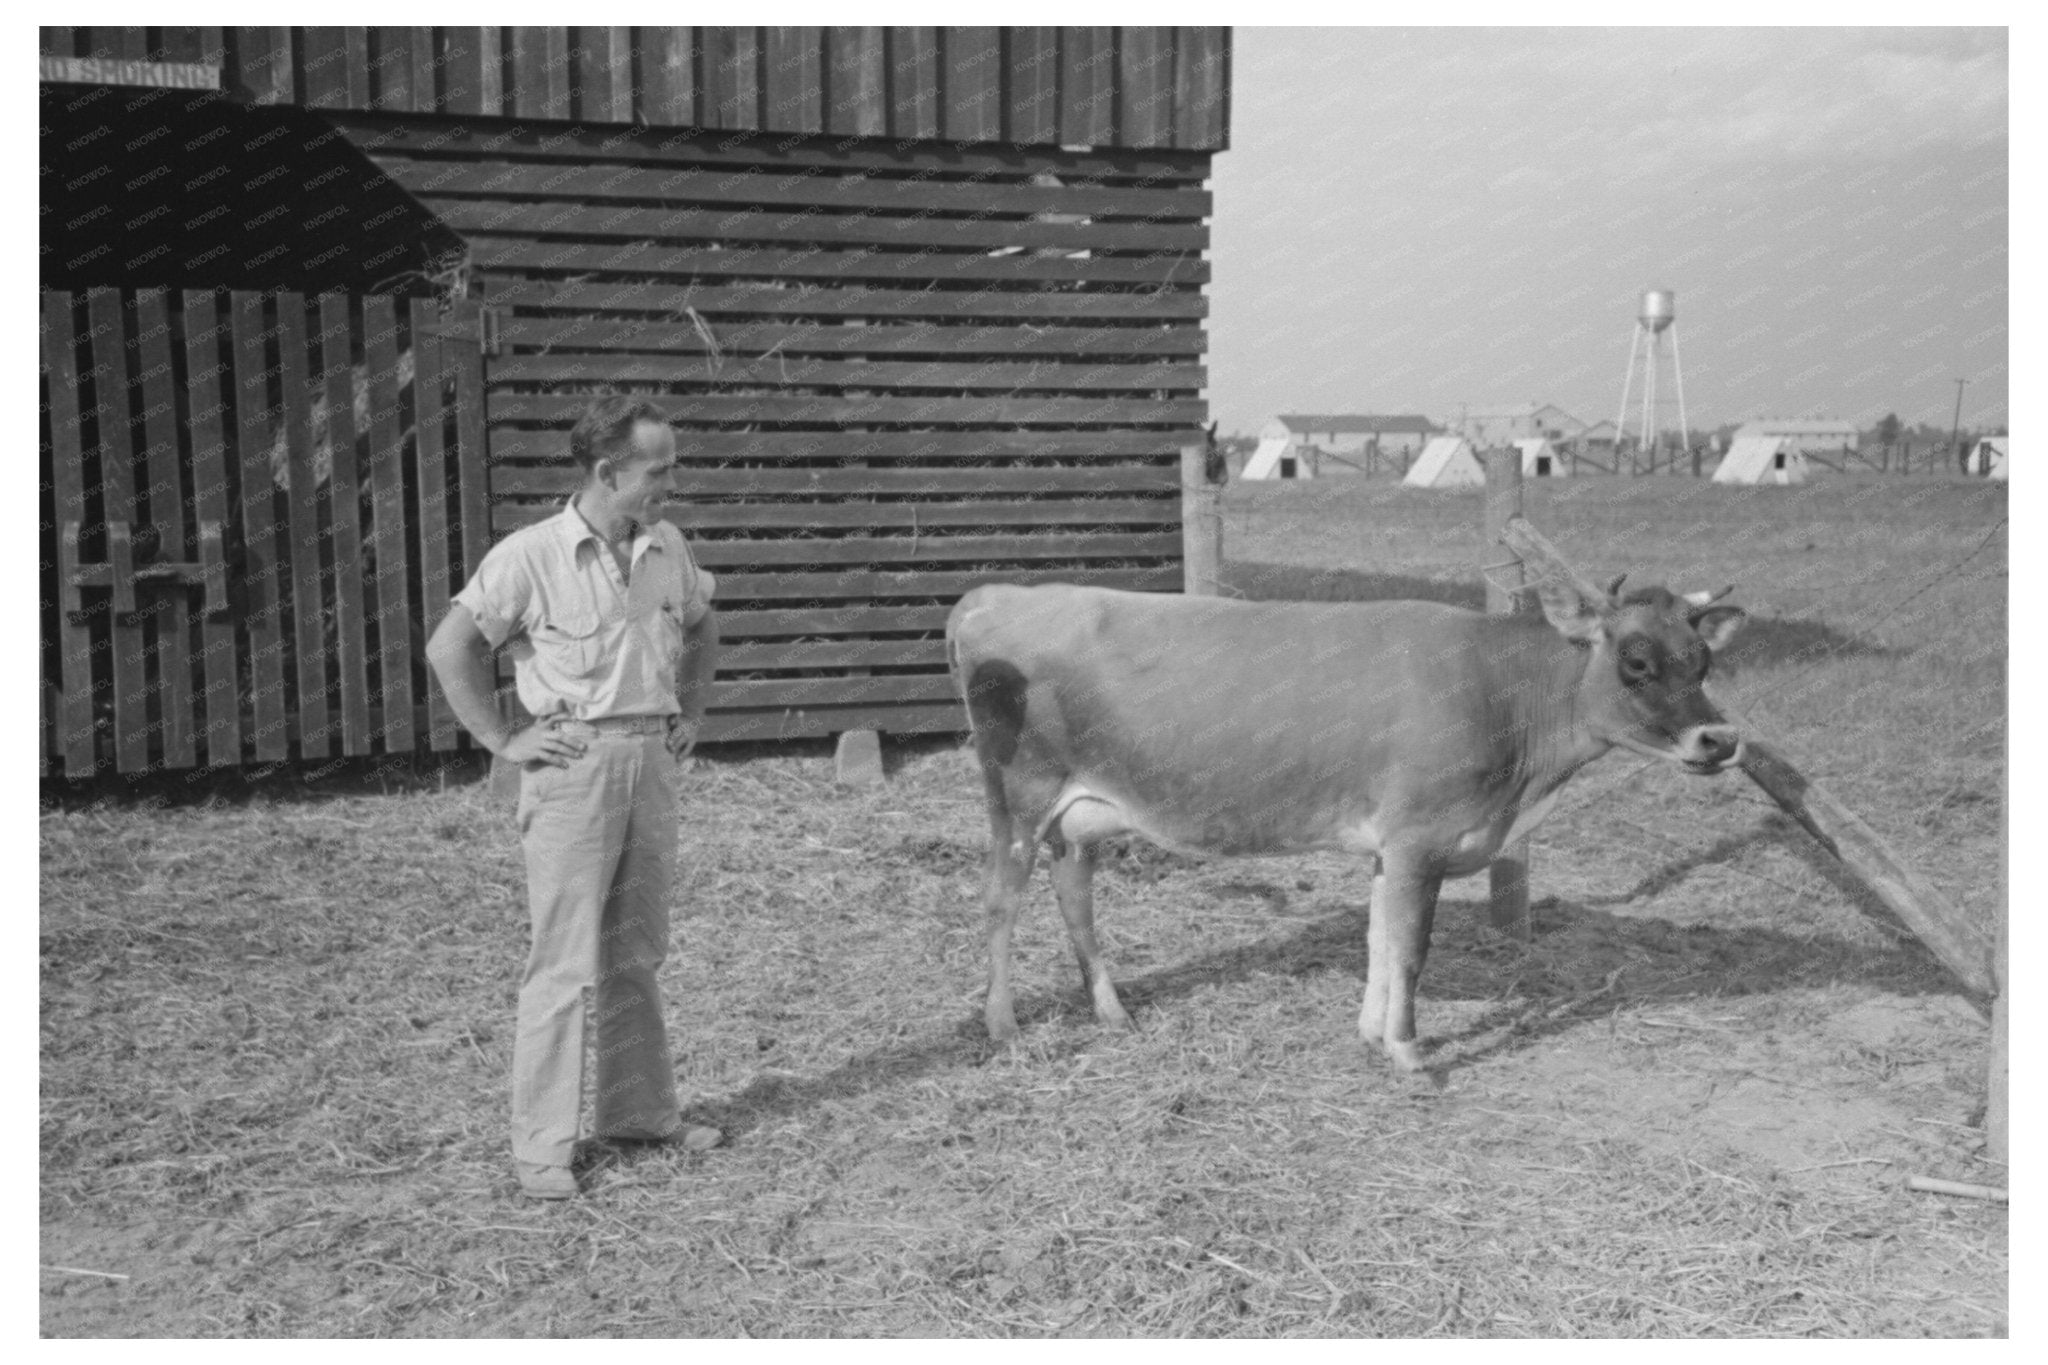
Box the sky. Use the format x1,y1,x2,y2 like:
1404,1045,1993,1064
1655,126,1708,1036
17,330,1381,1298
1205,27,2009,439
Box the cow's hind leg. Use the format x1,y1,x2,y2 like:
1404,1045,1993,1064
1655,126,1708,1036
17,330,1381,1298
980,766,1038,1044
1359,854,1443,1072
1050,841,1132,1031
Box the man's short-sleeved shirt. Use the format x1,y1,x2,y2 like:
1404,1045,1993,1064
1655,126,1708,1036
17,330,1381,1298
452,502,715,721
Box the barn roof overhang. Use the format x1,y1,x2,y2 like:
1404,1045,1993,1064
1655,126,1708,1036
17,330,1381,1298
42,81,462,294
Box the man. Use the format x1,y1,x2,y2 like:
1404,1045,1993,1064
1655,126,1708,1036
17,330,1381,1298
427,395,719,1199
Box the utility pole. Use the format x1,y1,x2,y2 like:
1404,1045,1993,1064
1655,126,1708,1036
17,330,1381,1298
1950,378,1968,473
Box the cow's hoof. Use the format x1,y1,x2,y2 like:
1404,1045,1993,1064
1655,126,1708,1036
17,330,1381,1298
986,1017,1021,1046
1384,1038,1428,1073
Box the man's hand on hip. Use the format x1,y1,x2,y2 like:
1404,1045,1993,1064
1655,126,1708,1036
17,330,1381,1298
498,721,586,768
666,716,700,761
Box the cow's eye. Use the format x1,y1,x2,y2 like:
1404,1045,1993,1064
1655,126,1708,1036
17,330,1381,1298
1621,652,1655,683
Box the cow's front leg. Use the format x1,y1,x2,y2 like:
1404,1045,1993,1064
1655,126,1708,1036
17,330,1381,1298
1359,855,1442,1072
1051,841,1131,1030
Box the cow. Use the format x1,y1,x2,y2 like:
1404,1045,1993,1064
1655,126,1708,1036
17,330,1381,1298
945,573,1747,1072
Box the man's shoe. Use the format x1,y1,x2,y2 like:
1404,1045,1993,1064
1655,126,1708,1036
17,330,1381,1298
515,1161,578,1200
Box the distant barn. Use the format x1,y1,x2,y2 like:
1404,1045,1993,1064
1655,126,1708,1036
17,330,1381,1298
40,25,1230,778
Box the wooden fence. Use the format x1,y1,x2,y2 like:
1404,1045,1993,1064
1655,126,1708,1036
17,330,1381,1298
41,286,486,779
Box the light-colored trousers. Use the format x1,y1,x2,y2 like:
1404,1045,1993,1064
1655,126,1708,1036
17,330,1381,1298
512,731,681,1165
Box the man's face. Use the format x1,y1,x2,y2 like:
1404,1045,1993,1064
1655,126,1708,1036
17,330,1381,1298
607,421,678,526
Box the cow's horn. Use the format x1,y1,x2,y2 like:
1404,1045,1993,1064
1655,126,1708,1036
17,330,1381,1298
1683,585,1734,610
1604,573,1628,601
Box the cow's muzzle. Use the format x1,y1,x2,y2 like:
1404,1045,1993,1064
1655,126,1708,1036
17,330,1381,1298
1675,724,1742,774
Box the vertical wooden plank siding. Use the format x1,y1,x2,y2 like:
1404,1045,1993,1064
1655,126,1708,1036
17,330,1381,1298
578,27,633,124
1061,27,1116,145
183,292,243,766
276,294,332,756
765,28,822,133
443,27,501,118
409,299,458,749
40,28,76,56
636,27,696,126
1007,28,1060,144
370,27,417,111
41,294,98,776
344,28,372,107
230,293,290,762
157,28,207,63
406,29,438,114
703,27,760,130
134,289,197,770
942,28,1002,142
229,28,295,105
88,26,1226,148
1173,26,1227,148
318,294,374,755
1118,28,1172,149
85,290,149,773
887,28,939,139
301,28,353,109
362,296,414,752
826,28,885,136
449,312,492,632
511,28,568,119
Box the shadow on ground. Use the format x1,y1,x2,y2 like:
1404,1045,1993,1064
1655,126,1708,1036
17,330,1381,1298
687,832,1965,1139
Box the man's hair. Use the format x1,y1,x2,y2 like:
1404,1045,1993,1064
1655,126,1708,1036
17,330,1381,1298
569,396,670,471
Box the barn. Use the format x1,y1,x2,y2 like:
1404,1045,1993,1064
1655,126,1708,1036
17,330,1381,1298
39,26,1229,779
1458,402,1587,448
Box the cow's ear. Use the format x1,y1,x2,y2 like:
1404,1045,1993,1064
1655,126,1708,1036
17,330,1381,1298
1692,606,1746,654
1537,578,1606,644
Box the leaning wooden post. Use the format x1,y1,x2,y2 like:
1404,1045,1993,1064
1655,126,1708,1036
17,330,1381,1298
1482,448,1533,939
1499,515,1996,998
1181,438,1224,597
1987,775,2007,1164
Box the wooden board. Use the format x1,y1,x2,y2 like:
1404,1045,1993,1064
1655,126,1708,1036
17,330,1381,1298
378,158,1210,217
335,110,1211,179
704,564,1183,602
40,293,97,776
318,294,373,756
182,293,244,767
487,394,1204,426
134,291,197,771
85,290,149,775
362,296,414,752
487,430,1192,462
490,463,1181,497
276,294,332,757
479,280,1207,321
183,27,1229,149
230,293,291,762
489,319,1207,358
485,355,1204,390
410,299,459,750
423,200,1209,254
705,700,965,743
468,241,1208,287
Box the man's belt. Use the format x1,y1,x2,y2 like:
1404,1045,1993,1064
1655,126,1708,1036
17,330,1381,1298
550,715,672,736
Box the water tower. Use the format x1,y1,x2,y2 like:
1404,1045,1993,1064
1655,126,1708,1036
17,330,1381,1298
1615,288,1690,473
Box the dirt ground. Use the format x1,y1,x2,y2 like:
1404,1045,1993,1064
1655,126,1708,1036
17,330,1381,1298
40,479,2006,1336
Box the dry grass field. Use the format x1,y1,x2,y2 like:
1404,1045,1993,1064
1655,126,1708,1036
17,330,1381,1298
41,476,2005,1337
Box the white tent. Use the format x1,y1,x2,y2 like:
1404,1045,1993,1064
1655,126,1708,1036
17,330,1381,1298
1242,435,1312,480
1515,438,1568,477
1712,436,1806,485
1402,437,1484,489
1972,436,2008,481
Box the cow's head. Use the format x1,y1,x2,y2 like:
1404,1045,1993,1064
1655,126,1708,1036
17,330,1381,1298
1538,575,1747,774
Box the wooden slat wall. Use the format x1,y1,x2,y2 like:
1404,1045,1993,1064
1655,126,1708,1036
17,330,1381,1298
39,289,482,778
38,26,1229,150
338,114,1212,744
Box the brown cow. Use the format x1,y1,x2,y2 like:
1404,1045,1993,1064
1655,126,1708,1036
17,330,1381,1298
946,574,1746,1071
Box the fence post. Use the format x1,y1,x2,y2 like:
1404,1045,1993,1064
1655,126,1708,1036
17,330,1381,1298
1181,439,1223,596
1482,446,1532,939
